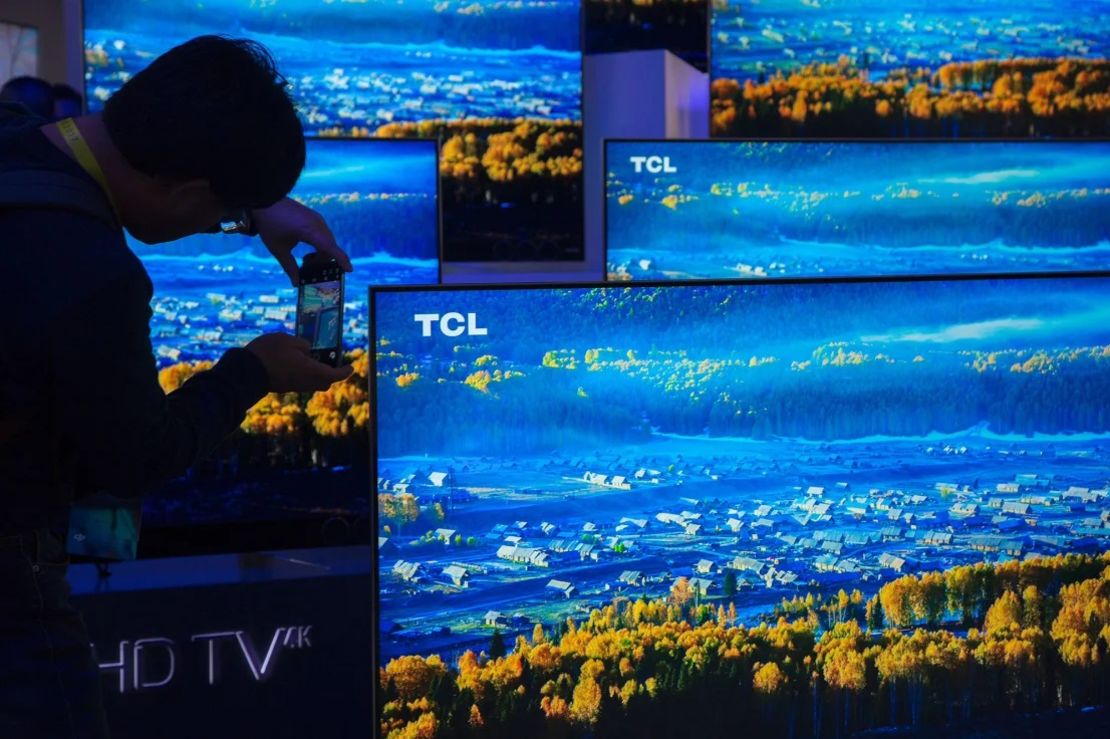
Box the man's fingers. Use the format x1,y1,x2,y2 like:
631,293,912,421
303,362,354,391
317,243,353,273
326,363,355,383
255,198,352,277
306,222,353,273
273,248,300,287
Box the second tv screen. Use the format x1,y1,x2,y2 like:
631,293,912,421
84,0,584,262
606,140,1110,281
373,274,1110,735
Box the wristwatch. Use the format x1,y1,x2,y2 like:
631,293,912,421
218,208,258,236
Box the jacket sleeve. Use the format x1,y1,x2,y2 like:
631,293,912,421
48,265,270,498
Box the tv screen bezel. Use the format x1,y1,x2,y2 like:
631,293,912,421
81,0,586,265
367,268,1110,727
601,137,1110,282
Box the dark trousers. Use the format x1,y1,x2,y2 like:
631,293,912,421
0,529,109,738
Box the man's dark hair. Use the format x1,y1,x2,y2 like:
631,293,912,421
0,76,55,119
103,36,305,210
52,83,84,120
52,83,83,105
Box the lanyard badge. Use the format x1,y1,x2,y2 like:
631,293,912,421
57,119,140,560
67,494,141,561
57,117,121,222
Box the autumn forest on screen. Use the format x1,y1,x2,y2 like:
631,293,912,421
711,58,1110,138
379,551,1110,738
710,0,1110,138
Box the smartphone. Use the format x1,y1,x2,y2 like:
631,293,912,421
295,253,345,366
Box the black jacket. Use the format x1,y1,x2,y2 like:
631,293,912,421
0,111,268,535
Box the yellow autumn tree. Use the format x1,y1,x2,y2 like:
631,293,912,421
157,360,213,393
540,694,569,719
395,372,420,388
569,674,602,725
752,661,787,695
386,711,436,739
984,590,1024,636
383,654,448,702
467,704,483,729
669,577,694,607
879,575,917,628
1050,569,1110,667
823,648,867,692
464,370,492,394
379,493,420,531
912,571,947,627
240,393,303,436
305,349,368,437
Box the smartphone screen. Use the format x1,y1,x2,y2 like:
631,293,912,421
296,257,344,366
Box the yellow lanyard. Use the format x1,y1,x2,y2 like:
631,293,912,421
57,117,121,221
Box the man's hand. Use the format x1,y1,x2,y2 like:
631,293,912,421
252,198,353,286
245,333,353,393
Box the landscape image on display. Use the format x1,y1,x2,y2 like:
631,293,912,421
297,280,342,351
585,0,709,72
374,277,1110,737
137,138,437,532
710,0,1110,137
606,140,1110,281
84,0,584,261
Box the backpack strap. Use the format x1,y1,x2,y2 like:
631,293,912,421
0,168,119,228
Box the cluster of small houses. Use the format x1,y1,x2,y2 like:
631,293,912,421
150,286,374,365
380,467,1110,631
377,470,473,500
151,288,370,364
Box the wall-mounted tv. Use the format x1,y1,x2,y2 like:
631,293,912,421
372,274,1110,737
605,139,1110,281
134,137,438,555
709,0,1110,138
83,0,583,263
585,0,709,72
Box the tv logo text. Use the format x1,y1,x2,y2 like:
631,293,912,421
414,313,488,338
96,625,313,693
629,155,677,174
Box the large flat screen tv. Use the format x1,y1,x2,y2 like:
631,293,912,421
605,139,1110,281
83,0,584,262
134,137,438,555
709,0,1110,138
372,274,1110,738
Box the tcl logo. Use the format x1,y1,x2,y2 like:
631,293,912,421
414,312,488,338
630,155,677,174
